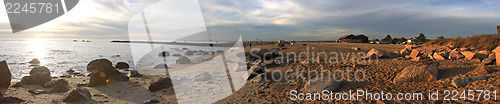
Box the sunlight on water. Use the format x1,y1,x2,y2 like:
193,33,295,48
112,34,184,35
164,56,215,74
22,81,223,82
25,39,48,64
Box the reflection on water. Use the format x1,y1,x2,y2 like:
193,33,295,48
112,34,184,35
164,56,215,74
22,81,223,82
25,39,48,65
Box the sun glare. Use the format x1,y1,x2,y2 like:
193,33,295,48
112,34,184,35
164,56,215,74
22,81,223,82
26,39,48,63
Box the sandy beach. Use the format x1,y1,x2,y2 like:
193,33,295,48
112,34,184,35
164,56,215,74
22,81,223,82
1,42,499,103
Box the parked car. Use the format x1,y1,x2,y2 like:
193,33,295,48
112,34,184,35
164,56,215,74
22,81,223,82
369,40,376,44
376,40,389,44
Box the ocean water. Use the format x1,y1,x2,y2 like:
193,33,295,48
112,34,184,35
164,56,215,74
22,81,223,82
0,39,227,81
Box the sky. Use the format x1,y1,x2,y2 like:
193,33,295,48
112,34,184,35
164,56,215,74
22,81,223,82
0,0,499,41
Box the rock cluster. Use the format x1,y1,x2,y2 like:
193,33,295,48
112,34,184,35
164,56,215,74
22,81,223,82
44,79,70,93
87,59,125,87
366,48,392,59
20,66,52,85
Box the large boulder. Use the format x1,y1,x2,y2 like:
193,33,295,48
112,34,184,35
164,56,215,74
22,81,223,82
0,60,11,96
304,79,342,93
115,62,130,69
158,51,170,57
86,59,113,72
448,50,464,60
148,77,174,92
400,48,412,56
494,46,500,65
87,59,124,87
393,61,439,84
451,75,493,88
433,52,447,60
176,56,191,64
192,72,213,81
461,51,478,60
20,66,52,85
366,48,392,59
61,88,92,102
408,49,422,59
184,50,193,55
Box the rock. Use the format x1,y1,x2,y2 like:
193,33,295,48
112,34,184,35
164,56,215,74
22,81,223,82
44,79,69,88
62,88,93,102
144,99,160,104
411,57,422,62
494,46,500,65
176,56,191,64
448,50,464,60
400,48,412,56
482,58,494,65
352,47,361,50
433,52,447,60
488,52,495,59
181,47,189,50
50,84,71,93
451,75,493,88
158,51,170,57
66,69,75,74
0,60,11,96
473,64,494,74
115,62,130,69
393,61,439,83
28,58,40,64
172,54,182,57
20,66,52,85
304,79,342,93
461,51,478,60
366,48,392,59
28,89,48,94
193,72,213,81
184,50,193,55
87,59,123,87
408,49,422,59
148,77,173,92
216,50,224,54
87,59,113,72
153,64,168,69
0,97,25,103
127,70,142,77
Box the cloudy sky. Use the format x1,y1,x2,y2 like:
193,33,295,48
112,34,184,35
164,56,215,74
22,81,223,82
0,0,499,41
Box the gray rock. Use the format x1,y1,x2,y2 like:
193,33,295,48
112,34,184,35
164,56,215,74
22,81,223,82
115,62,130,69
28,58,40,64
158,51,170,57
181,47,189,50
127,70,142,77
44,79,69,88
153,64,168,69
172,54,182,57
176,56,191,64
184,51,193,55
451,76,493,88
62,88,93,102
148,77,173,92
304,79,342,93
0,60,11,96
192,72,212,81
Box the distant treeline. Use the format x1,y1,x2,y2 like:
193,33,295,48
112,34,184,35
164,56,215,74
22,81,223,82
424,34,500,51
